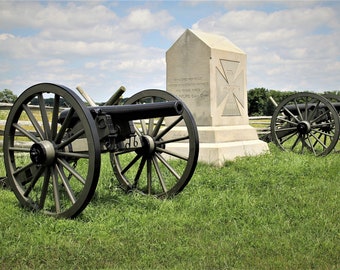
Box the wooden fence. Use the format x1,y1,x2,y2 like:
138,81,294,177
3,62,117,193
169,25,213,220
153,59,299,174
0,103,272,147
0,103,12,137
0,103,55,147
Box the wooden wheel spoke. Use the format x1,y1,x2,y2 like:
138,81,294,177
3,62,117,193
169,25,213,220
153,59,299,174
313,120,335,129
156,146,188,161
139,119,148,135
303,99,309,119
294,99,303,120
282,106,300,123
51,94,60,140
133,156,146,187
120,154,142,175
309,132,328,149
152,156,167,193
57,158,86,185
300,135,309,154
13,123,40,143
148,118,154,135
147,159,152,194
279,130,298,144
303,135,315,155
23,166,45,197
290,134,302,150
311,128,335,138
57,151,90,159
57,128,85,150
56,163,77,204
54,107,75,143
51,166,61,213
275,126,297,133
155,152,181,180
311,110,333,125
39,168,51,209
157,135,189,144
134,127,143,137
9,146,31,152
115,147,141,156
38,93,52,140
155,115,183,140
307,100,321,121
152,117,164,137
276,116,298,126
311,132,325,148
22,104,45,140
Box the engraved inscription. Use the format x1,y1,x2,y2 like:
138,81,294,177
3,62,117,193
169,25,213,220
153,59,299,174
168,76,209,100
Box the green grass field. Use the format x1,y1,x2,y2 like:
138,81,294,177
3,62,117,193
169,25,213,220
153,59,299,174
0,144,339,269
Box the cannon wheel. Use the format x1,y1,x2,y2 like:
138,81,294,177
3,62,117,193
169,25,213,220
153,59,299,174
323,93,340,113
323,93,340,152
3,83,101,218
110,90,199,198
271,92,340,156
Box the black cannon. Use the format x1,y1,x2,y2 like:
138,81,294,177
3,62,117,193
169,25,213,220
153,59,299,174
270,92,340,156
2,83,199,218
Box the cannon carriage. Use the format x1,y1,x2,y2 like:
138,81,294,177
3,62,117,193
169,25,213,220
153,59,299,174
270,92,340,156
2,83,199,218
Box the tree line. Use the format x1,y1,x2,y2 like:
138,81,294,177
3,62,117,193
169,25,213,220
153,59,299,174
247,88,340,116
0,89,17,103
0,89,70,107
1,88,339,116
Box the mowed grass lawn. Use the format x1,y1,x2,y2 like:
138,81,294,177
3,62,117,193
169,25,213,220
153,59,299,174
0,144,339,269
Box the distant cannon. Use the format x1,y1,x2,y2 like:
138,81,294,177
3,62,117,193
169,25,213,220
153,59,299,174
2,83,199,218
270,92,340,156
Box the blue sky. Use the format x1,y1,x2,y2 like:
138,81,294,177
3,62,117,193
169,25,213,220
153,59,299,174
1,0,340,102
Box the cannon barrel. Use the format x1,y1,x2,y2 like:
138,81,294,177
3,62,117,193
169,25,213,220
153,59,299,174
283,102,340,115
58,100,184,124
92,100,183,120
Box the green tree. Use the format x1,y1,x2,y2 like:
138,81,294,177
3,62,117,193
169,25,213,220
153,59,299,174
247,87,268,116
248,88,297,116
266,89,296,115
0,89,17,103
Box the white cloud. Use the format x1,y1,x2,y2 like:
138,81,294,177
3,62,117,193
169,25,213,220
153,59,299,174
0,2,117,31
0,1,172,100
37,59,66,67
116,58,165,73
192,4,340,91
124,8,173,31
0,33,15,40
1,1,340,101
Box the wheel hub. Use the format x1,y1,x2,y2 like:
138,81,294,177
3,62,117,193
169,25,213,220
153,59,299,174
30,140,56,166
297,121,311,134
140,135,156,157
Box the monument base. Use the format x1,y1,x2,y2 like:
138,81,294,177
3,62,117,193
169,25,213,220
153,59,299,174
198,125,269,165
165,125,269,166
198,140,268,166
